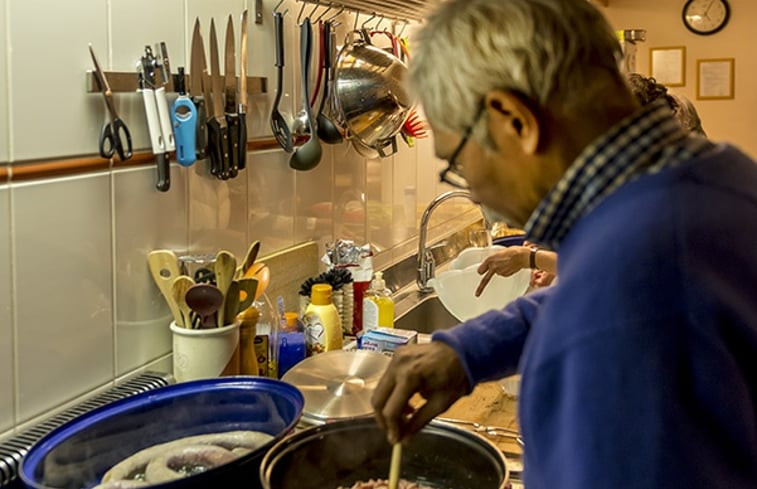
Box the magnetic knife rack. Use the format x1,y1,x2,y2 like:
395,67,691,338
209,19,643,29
85,71,267,95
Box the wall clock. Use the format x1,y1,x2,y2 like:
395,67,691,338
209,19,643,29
682,0,731,35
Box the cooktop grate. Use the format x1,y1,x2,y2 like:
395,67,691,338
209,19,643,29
0,371,174,488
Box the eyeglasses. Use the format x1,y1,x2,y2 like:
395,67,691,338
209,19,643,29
439,106,485,189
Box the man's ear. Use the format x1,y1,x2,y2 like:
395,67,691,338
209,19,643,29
484,90,540,155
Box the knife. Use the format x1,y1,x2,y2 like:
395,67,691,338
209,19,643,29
208,19,230,180
237,9,249,171
224,14,239,180
189,19,208,161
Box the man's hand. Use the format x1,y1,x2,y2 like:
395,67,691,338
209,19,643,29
372,342,469,444
475,246,530,296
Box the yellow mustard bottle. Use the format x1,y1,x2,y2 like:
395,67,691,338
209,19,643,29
362,271,394,331
303,283,343,355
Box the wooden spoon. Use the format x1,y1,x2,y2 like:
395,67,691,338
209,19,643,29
147,250,182,325
171,275,195,328
238,240,260,278
214,250,237,326
388,443,402,489
185,284,224,329
252,264,270,300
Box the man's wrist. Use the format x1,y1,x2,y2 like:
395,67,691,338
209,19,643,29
530,248,540,269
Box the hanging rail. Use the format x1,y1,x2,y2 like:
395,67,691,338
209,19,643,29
297,0,437,23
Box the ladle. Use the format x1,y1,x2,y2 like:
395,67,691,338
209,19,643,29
289,18,322,171
271,11,293,152
316,21,343,144
185,283,224,329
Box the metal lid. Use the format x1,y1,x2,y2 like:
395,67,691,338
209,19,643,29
281,350,390,424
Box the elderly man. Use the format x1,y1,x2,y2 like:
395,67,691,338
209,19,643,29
372,1,757,488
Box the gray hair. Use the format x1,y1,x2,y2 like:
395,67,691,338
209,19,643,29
410,0,624,145
669,93,707,136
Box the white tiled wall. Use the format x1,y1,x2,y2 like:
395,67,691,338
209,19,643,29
0,0,476,437
0,185,13,432
12,174,113,421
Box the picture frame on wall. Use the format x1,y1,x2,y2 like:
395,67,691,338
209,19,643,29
696,58,735,100
649,46,686,87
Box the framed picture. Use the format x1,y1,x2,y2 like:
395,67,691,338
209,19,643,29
649,46,686,86
696,58,735,100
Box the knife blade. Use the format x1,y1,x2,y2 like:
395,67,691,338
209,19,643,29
237,9,249,171
189,19,209,160
224,14,239,180
208,18,229,179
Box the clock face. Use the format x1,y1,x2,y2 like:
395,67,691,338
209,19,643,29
683,0,730,35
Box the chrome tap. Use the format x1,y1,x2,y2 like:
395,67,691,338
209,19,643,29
417,190,485,293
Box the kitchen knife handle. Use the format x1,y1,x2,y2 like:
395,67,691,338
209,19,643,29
141,88,164,154
154,86,176,152
156,153,171,192
225,113,240,179
237,110,247,170
171,96,198,167
191,96,208,159
207,118,229,179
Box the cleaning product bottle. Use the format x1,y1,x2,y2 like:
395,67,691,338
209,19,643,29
362,271,394,331
278,312,306,377
303,284,343,355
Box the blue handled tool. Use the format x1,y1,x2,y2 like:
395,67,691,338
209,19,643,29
171,67,198,166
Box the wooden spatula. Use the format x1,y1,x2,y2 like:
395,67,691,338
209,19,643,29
171,275,195,327
237,240,260,278
214,250,237,326
147,250,183,325
388,443,402,489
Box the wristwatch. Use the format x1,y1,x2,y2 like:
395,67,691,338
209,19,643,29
529,248,539,269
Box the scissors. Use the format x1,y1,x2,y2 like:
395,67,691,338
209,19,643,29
89,45,133,161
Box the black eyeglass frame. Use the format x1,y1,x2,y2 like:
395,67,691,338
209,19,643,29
438,105,485,189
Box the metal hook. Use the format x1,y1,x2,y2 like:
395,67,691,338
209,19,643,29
307,3,320,20
296,1,307,24
353,11,360,31
361,12,377,29
274,0,285,14
374,15,385,31
326,5,345,23
398,20,409,38
315,4,333,22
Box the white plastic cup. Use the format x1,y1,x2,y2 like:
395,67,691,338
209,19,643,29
170,321,240,382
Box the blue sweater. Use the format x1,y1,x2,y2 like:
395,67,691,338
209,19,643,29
434,145,757,488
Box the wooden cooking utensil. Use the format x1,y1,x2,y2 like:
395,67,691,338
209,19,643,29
214,250,237,326
253,264,270,300
223,280,241,326
147,250,183,325
388,442,402,489
236,277,259,313
238,240,260,278
185,283,224,329
171,275,195,327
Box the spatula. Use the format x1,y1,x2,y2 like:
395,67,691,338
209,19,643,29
147,249,183,325
237,240,260,278
214,250,237,326
171,275,195,327
223,280,241,326
236,277,259,313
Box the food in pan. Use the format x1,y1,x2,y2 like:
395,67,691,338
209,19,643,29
93,430,273,488
338,479,435,489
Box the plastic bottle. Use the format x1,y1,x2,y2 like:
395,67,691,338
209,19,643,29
362,271,395,332
278,312,306,377
303,284,343,356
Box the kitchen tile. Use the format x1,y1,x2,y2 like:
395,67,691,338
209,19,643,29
109,0,186,153
113,165,187,375
393,145,419,240
294,144,334,249
8,0,107,161
415,135,443,206
0,185,13,432
246,149,295,256
0,0,8,163
188,158,249,260
13,173,113,422
365,155,394,252
333,142,366,246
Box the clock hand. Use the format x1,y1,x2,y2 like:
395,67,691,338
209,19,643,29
704,0,715,16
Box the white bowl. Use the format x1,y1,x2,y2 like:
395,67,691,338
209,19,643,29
428,264,530,322
450,245,505,271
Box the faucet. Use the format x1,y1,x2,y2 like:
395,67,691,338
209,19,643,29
417,190,486,293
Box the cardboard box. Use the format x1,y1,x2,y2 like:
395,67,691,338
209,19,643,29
360,327,418,355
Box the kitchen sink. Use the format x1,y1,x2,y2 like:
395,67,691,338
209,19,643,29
394,293,460,334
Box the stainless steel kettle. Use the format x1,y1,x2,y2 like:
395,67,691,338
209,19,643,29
333,30,414,157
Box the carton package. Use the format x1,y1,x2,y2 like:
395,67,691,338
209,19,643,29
360,327,418,355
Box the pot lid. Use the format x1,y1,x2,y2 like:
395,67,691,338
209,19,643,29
282,349,390,424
